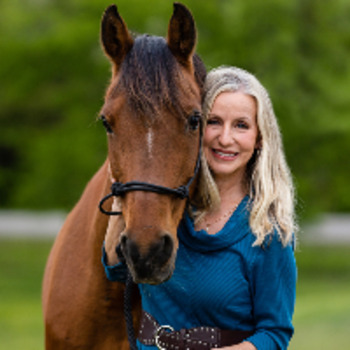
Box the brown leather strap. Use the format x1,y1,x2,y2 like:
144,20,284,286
138,311,254,349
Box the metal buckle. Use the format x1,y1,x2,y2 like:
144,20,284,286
154,325,174,350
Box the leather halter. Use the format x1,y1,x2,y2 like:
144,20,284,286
99,121,202,216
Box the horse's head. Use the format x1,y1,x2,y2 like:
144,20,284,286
99,3,205,284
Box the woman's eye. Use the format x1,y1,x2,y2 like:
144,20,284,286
237,121,248,129
100,115,113,134
207,119,220,126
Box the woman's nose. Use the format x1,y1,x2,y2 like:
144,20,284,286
218,126,234,146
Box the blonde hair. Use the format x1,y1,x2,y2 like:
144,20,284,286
193,66,297,247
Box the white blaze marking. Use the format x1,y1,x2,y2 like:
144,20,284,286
146,129,154,158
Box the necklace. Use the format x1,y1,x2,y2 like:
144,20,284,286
199,203,239,233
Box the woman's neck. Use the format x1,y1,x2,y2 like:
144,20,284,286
214,174,248,209
194,173,248,234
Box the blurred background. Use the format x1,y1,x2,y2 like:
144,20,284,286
0,0,349,349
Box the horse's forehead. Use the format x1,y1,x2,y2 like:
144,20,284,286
103,34,200,121
103,78,200,128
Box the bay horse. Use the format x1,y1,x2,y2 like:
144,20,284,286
43,3,206,349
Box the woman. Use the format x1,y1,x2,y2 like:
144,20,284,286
103,66,297,350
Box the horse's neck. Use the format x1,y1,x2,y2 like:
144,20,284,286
60,159,111,267
79,159,111,256
43,160,129,348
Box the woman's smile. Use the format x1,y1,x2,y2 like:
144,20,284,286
211,148,239,161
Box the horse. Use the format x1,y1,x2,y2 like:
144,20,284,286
42,3,206,349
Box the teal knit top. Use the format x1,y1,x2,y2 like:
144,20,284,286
102,196,297,349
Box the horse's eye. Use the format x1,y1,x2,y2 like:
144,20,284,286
188,111,201,131
100,115,113,134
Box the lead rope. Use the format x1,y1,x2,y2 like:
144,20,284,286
116,245,138,350
107,173,137,350
124,271,138,350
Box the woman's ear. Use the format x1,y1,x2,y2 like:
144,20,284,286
255,134,262,150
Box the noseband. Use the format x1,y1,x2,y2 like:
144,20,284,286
99,123,202,216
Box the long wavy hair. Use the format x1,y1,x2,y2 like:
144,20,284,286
192,66,297,246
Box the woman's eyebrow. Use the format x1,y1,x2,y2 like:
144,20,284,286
208,113,220,118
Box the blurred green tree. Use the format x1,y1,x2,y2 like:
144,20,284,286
0,0,349,219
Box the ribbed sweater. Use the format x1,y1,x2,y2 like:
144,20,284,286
103,196,297,349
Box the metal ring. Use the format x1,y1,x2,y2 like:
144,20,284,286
154,325,174,350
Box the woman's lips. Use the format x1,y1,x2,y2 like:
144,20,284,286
211,148,238,160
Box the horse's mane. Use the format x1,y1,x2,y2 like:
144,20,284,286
114,34,206,120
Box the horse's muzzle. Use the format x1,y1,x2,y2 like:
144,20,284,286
120,232,176,285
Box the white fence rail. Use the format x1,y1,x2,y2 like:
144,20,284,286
0,210,349,243
0,210,66,238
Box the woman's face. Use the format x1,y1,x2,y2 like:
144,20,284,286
204,91,259,183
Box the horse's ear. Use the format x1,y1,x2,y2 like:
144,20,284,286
167,3,196,67
101,5,134,70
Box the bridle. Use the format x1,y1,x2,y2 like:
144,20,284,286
98,120,203,216
98,119,202,350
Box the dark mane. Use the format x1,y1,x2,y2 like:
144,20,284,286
114,34,206,119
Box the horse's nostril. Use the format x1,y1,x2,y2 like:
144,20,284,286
120,235,127,248
119,235,127,255
162,234,174,259
116,235,128,261
153,234,174,267
121,236,141,266
119,235,141,264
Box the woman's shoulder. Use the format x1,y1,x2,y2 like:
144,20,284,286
248,229,295,260
247,229,296,273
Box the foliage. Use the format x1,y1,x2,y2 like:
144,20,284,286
1,0,350,218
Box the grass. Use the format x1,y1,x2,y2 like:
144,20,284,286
290,244,350,349
0,238,52,350
0,238,349,349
